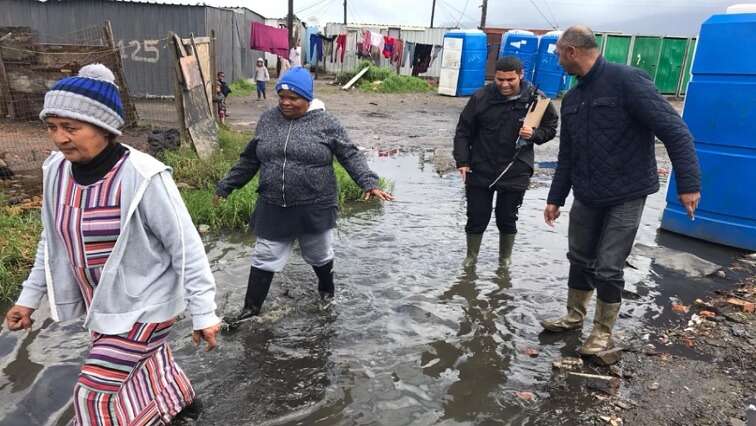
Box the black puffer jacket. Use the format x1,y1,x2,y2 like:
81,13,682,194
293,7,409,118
216,101,379,207
453,80,559,191
547,56,701,207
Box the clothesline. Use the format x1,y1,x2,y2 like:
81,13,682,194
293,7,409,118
308,28,443,76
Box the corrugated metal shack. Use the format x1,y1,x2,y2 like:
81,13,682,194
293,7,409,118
0,0,267,96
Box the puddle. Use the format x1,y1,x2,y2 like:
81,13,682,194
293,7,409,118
0,154,743,425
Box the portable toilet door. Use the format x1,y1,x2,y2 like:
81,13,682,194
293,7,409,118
660,6,756,250
534,31,565,98
439,30,487,96
438,35,464,96
499,30,539,80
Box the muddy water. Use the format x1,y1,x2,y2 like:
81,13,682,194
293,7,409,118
0,154,741,426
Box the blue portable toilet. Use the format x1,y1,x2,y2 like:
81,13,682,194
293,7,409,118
438,30,487,96
498,30,539,80
660,7,756,250
534,30,567,97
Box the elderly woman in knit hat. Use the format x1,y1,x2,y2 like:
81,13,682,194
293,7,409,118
216,66,393,323
3,64,221,424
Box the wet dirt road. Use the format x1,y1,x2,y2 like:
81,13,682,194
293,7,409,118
0,151,743,425
0,85,745,425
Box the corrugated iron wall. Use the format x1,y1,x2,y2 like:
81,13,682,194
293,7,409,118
0,0,265,96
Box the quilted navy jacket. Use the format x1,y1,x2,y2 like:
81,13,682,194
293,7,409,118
547,56,701,207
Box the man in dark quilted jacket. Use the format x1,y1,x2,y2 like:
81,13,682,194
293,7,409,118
541,26,701,357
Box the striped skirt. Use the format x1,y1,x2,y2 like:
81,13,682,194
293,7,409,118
72,320,194,425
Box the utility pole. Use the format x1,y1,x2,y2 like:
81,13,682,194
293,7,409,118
344,0,347,25
480,0,488,29
287,0,294,49
430,0,436,28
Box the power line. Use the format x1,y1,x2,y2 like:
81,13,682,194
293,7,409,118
456,0,471,28
541,0,560,29
526,0,558,29
295,0,332,15
439,0,478,25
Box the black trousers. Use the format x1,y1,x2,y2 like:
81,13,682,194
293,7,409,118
465,185,525,235
567,197,646,303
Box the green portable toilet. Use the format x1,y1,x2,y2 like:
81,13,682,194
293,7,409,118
568,33,606,89
631,36,663,78
655,37,688,94
679,38,697,94
604,34,632,64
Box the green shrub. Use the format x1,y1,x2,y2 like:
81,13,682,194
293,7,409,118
227,79,256,97
0,196,42,305
164,128,388,232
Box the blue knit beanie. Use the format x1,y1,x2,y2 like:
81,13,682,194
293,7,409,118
40,63,125,136
275,66,314,101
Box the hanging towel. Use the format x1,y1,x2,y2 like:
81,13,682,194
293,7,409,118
289,47,302,67
250,22,289,57
336,34,347,63
370,31,384,49
429,45,443,67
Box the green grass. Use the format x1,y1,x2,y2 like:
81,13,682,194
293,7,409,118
336,61,432,94
0,196,42,305
164,127,388,231
227,79,256,97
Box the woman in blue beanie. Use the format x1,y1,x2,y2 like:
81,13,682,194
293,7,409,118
4,64,220,424
216,66,393,322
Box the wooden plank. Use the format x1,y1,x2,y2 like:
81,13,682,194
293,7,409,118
104,20,138,126
190,34,213,114
0,45,16,118
342,66,369,90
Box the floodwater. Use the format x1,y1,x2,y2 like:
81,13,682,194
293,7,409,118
0,154,742,425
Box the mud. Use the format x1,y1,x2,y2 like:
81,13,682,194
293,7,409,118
1,82,753,426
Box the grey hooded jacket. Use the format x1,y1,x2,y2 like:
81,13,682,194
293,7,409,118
216,100,379,207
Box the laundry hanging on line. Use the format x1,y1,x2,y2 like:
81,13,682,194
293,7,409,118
309,33,323,63
335,34,347,63
403,41,415,67
412,43,433,76
383,36,395,59
392,39,404,66
250,22,289,57
322,35,338,62
429,45,443,67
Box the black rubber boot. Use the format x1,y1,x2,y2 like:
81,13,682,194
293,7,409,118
175,397,203,421
235,267,274,321
313,261,334,301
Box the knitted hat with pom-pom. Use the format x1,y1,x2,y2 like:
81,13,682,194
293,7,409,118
40,63,125,136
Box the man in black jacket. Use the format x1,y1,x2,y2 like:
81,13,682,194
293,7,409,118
542,26,701,356
454,56,558,268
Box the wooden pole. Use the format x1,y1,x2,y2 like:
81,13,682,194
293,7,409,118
480,0,488,29
430,0,436,29
0,39,15,119
170,33,188,143
210,29,217,120
287,0,294,50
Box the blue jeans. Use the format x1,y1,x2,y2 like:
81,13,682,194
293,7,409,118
567,197,646,303
256,80,266,98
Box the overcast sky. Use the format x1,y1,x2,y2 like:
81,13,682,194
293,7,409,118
162,0,745,36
